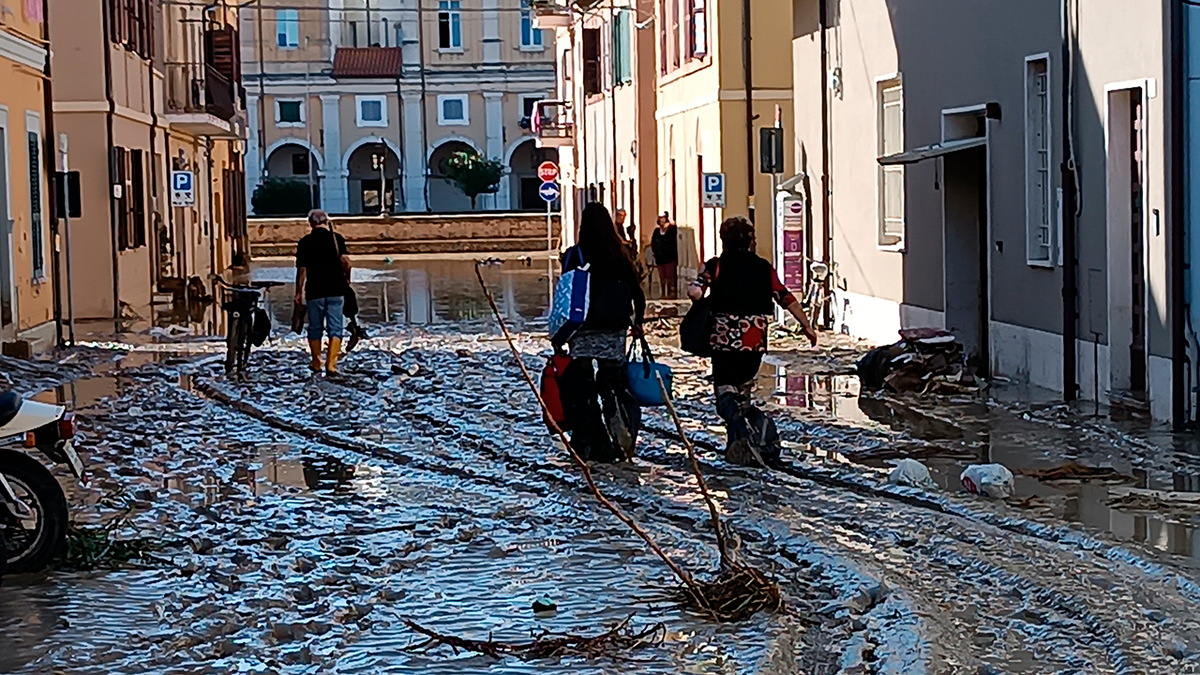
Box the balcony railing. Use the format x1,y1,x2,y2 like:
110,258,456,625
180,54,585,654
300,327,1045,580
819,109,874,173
533,101,573,148
531,0,573,28
166,62,236,121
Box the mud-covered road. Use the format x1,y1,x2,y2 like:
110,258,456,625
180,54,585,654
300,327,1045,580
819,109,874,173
2,321,1200,674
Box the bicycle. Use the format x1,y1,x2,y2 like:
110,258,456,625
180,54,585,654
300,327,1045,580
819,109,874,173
215,277,284,379
801,260,846,331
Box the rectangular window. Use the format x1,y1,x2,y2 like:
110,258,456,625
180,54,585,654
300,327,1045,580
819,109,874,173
1025,55,1052,265
113,147,129,251
582,28,601,96
670,0,681,69
130,149,146,249
520,0,543,48
658,0,668,74
613,9,632,85
276,99,304,126
26,131,44,280
878,78,905,247
438,94,469,125
438,1,462,50
356,95,388,127
277,9,299,48
687,0,706,59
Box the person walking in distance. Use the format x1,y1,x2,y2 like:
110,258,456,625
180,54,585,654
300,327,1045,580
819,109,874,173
688,216,818,467
295,209,351,375
616,208,646,289
651,213,678,299
558,203,646,462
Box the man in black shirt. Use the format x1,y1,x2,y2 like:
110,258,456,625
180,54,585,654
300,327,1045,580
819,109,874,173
295,209,351,374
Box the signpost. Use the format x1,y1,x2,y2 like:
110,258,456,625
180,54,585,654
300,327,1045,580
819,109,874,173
702,172,725,208
171,170,195,207
539,163,560,306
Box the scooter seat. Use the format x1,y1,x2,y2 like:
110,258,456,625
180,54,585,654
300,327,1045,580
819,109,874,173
0,391,20,428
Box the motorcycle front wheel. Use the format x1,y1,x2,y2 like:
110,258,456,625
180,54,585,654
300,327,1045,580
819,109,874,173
0,449,67,574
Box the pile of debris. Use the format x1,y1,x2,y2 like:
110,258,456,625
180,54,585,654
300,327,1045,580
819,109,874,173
856,327,979,394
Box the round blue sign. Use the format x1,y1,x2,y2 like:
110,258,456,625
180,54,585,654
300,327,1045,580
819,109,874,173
539,181,560,202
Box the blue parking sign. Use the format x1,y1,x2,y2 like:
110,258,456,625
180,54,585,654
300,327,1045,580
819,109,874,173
171,170,195,206
702,173,725,207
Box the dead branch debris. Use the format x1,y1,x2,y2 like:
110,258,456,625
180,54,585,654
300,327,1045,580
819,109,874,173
471,264,783,626
1017,461,1133,483
402,615,665,660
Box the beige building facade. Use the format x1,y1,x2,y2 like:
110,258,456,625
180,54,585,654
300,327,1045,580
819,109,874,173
0,0,54,351
243,0,558,216
48,0,248,324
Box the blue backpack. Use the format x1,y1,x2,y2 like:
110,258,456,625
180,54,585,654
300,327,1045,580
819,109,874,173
549,248,590,345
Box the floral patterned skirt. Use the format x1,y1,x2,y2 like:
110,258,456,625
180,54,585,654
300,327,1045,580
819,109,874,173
710,313,770,353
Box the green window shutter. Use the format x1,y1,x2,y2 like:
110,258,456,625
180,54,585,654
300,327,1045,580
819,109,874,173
614,9,632,85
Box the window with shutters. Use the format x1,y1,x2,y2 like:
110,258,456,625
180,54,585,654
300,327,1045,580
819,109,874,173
613,9,632,85
438,1,462,50
108,0,153,58
582,28,601,96
1025,55,1052,265
877,78,905,247
686,0,706,59
114,147,146,251
27,131,44,281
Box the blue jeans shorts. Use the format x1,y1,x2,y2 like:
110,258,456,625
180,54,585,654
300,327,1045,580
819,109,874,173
307,296,346,340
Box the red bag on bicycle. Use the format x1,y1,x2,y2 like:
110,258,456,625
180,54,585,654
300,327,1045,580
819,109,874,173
539,354,572,432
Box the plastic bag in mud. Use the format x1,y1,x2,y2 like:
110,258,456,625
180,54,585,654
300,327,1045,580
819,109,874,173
960,463,1014,499
888,458,936,489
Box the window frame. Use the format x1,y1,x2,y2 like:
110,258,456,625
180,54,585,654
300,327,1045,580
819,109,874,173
686,0,706,60
437,94,470,126
876,74,906,250
1024,53,1054,267
356,95,389,128
25,113,45,282
613,8,632,85
519,0,544,50
275,98,305,127
437,0,463,52
276,9,299,49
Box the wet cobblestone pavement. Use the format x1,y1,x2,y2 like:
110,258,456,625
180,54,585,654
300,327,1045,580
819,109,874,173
2,320,1200,674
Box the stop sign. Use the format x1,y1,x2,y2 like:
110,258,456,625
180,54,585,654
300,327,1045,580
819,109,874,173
537,161,559,182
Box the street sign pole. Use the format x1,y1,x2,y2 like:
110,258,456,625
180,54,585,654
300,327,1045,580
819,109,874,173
59,133,75,346
546,196,553,305
537,161,560,309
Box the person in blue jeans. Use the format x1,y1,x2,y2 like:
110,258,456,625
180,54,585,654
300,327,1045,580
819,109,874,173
294,209,350,374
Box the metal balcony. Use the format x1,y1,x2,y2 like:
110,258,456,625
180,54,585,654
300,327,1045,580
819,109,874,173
532,101,573,148
165,62,240,138
531,0,572,28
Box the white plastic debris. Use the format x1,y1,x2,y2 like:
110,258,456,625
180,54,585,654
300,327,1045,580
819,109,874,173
960,463,1015,499
888,459,937,490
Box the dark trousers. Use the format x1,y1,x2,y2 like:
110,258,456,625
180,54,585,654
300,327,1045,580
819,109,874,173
560,358,640,462
711,351,780,463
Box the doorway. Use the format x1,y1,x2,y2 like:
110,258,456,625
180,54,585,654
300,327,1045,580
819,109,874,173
360,178,394,213
1106,85,1148,400
0,123,12,342
943,145,990,375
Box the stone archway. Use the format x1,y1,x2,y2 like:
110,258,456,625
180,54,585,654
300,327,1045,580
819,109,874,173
506,139,557,211
346,141,401,214
265,141,321,209
427,140,480,212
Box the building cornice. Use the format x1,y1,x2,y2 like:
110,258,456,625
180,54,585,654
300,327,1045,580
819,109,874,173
0,26,47,71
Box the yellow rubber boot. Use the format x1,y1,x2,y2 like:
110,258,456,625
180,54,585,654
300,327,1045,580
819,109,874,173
326,338,343,374
308,339,323,372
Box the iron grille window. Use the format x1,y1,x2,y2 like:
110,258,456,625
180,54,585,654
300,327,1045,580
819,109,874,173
1025,56,1052,264
27,132,44,280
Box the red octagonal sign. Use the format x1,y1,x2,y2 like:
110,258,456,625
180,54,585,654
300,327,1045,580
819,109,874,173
537,161,559,182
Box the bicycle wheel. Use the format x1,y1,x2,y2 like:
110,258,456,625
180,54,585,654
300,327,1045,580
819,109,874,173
237,315,254,376
225,313,245,377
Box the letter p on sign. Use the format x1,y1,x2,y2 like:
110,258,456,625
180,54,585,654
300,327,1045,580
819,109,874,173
702,172,725,208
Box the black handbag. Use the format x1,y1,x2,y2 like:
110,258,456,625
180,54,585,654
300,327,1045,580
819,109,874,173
679,296,713,357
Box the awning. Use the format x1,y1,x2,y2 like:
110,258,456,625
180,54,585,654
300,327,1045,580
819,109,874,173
877,136,986,166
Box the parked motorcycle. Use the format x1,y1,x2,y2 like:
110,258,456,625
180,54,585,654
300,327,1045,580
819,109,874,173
0,391,84,577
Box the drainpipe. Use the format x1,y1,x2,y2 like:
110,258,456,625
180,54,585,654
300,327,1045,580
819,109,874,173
742,0,754,223
1060,0,1078,402
147,2,164,293
417,0,431,211
396,74,406,210
610,0,618,215
40,0,63,345
1171,0,1187,427
818,0,831,274
101,0,121,321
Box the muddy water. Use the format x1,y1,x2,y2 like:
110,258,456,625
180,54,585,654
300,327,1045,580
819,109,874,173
249,257,554,328
761,362,1200,569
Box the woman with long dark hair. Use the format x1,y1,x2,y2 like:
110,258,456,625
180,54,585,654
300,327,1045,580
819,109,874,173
688,216,817,466
559,203,646,461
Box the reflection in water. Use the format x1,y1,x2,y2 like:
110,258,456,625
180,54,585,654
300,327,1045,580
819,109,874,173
249,257,553,329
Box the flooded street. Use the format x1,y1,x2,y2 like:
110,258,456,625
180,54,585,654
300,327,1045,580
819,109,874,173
3,259,1200,673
